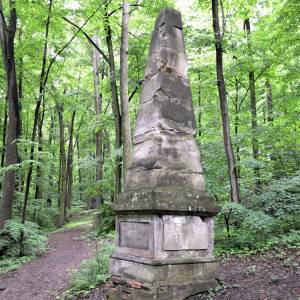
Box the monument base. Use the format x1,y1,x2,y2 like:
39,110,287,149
108,255,218,300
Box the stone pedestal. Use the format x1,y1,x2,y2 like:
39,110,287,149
109,8,219,300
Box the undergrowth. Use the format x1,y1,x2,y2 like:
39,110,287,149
61,233,115,299
0,218,47,275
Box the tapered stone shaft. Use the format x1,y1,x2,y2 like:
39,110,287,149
125,9,204,193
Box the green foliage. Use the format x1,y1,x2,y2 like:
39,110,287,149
66,242,115,296
0,219,47,258
0,256,34,275
253,172,300,218
94,203,115,236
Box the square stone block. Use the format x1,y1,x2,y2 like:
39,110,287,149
114,214,214,260
163,215,208,250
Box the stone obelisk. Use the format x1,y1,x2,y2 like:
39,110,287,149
109,8,219,300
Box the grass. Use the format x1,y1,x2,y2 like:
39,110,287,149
0,256,35,275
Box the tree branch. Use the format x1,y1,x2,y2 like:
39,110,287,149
43,5,102,87
237,64,270,113
129,79,143,102
63,16,110,64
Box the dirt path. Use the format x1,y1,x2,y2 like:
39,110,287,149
0,226,92,300
79,248,300,300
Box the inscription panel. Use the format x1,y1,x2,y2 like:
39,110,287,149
119,221,150,250
163,215,208,250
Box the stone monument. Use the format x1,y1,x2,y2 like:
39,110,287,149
109,8,219,300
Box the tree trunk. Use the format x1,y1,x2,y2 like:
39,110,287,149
92,34,103,207
212,0,240,203
21,0,52,228
0,98,7,169
56,103,67,227
35,102,45,200
76,133,82,202
104,6,122,196
120,1,132,181
66,110,76,213
0,1,21,227
266,80,273,123
244,18,260,192
234,77,241,179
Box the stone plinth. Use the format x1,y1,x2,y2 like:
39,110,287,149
109,8,219,300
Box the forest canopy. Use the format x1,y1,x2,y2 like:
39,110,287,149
0,0,299,257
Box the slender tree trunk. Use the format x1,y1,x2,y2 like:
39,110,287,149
56,103,67,227
104,6,122,196
92,34,103,207
120,1,132,181
244,18,260,192
0,98,7,169
0,1,21,227
66,110,76,213
35,102,45,200
76,133,82,202
21,0,52,229
234,78,241,179
212,0,240,203
266,80,273,123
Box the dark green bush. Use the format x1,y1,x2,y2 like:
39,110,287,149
254,172,300,218
0,219,47,258
94,203,115,236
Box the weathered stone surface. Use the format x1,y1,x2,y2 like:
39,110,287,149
110,256,218,285
130,134,203,173
119,221,150,250
163,215,208,250
110,9,219,299
139,73,192,106
155,8,183,30
114,214,214,260
124,6,206,202
115,190,219,215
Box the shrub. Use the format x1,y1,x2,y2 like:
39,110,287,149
254,172,300,218
0,219,47,258
68,242,115,295
94,203,115,236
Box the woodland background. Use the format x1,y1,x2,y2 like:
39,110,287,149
0,0,299,294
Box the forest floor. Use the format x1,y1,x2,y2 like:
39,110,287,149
77,248,300,300
0,225,299,300
0,224,92,300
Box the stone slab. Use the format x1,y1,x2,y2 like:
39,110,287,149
155,8,183,29
110,256,218,285
119,221,150,250
107,278,217,300
139,72,193,106
115,190,219,215
163,215,208,250
130,132,203,173
125,169,205,193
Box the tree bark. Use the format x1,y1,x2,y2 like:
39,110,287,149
234,78,241,179
92,34,103,207
120,1,132,181
22,0,52,227
0,98,7,170
0,0,21,227
35,102,45,200
104,6,122,196
56,103,67,227
266,80,273,123
76,133,82,202
244,18,260,192
212,0,240,203
66,110,76,213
